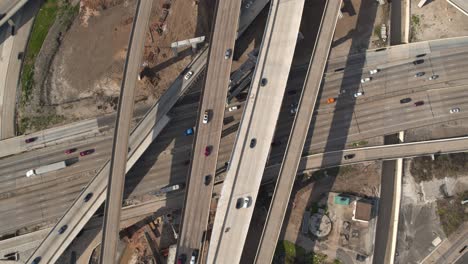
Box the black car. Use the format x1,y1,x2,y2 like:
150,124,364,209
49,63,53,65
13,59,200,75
31,256,42,264
344,154,355,160
416,53,426,58
84,192,93,202
414,71,425,77
400,98,412,104
58,225,68,234
204,175,212,186
25,137,38,143
260,78,268,86
250,138,257,148
413,59,424,65
17,52,24,60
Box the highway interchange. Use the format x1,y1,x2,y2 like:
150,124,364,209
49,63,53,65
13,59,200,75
1,38,466,258
1,0,468,263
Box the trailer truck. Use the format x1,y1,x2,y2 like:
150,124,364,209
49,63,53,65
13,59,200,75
26,161,67,177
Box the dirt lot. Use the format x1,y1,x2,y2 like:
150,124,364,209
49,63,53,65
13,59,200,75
396,158,468,264
279,162,381,261
410,0,468,42
331,0,390,59
20,0,214,132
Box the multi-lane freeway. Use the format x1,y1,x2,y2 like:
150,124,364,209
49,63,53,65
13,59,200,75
177,0,242,260
207,0,306,262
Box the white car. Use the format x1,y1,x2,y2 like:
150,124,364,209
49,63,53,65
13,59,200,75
369,69,379,75
428,74,439,80
202,111,209,124
228,105,239,112
236,197,251,209
184,71,194,80
354,91,364,98
450,107,460,114
361,77,371,83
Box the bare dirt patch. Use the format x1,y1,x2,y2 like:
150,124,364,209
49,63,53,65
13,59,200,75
20,0,213,132
410,0,468,42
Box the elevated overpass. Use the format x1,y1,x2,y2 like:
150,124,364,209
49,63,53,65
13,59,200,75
176,0,242,259
254,1,342,262
99,0,153,262
207,0,306,262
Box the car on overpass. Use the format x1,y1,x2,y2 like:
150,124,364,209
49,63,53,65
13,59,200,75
190,250,199,264
236,197,252,209
204,146,212,156
203,110,209,124
184,71,194,80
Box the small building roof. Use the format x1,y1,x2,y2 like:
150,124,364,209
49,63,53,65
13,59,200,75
353,200,372,222
334,195,351,205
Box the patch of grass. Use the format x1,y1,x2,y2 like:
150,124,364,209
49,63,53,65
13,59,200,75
19,114,65,134
374,26,381,39
20,0,79,106
410,14,421,42
411,14,420,28
21,0,60,106
436,191,468,236
333,259,342,264
273,241,306,264
351,140,368,147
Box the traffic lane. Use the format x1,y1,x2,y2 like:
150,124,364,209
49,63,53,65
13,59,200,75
304,100,468,152
320,52,468,103
178,0,242,254
0,135,111,192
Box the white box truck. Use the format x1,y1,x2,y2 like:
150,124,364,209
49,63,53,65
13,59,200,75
26,161,67,177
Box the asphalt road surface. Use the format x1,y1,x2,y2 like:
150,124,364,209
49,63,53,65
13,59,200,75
177,0,242,259
207,0,306,263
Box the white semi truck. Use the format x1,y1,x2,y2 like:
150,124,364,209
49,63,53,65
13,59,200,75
26,161,67,177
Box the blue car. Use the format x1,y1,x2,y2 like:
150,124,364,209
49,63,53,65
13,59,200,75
185,127,194,136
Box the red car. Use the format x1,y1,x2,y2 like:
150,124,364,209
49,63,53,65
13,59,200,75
204,146,212,156
25,137,37,143
80,149,95,156
65,148,77,154
414,101,424,106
